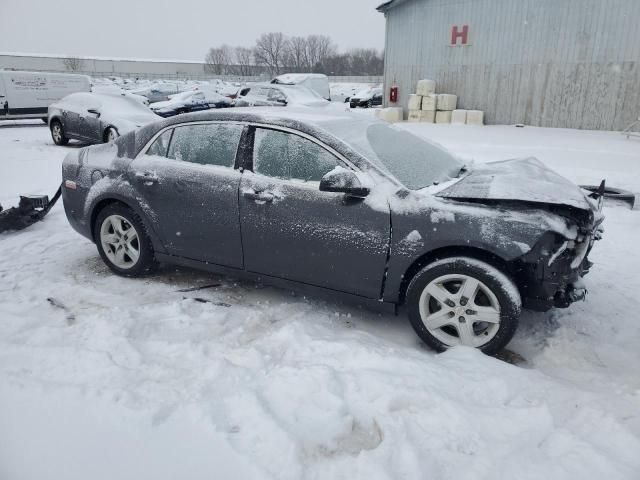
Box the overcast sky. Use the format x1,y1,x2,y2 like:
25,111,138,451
0,0,386,62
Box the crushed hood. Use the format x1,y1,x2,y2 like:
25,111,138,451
437,158,593,211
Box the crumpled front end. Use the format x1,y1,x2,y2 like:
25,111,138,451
512,213,604,311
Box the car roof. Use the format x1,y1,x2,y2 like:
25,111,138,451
154,107,376,134
124,108,390,176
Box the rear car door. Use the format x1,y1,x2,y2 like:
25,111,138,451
129,121,245,268
238,126,391,298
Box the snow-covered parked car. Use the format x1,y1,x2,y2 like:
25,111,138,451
60,109,604,354
91,84,150,105
271,73,331,101
150,90,232,118
235,84,329,108
48,92,160,145
349,87,383,108
129,82,181,103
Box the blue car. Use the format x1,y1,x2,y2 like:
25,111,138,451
150,90,232,117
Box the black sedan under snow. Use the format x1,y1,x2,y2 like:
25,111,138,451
60,109,604,354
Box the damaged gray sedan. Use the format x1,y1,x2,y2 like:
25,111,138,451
60,110,604,354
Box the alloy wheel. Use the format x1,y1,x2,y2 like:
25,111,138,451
52,124,62,143
100,214,140,269
418,274,502,348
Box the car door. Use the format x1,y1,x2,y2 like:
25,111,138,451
129,121,246,268
266,88,287,107
79,106,104,141
250,87,274,106
189,92,208,112
238,126,391,299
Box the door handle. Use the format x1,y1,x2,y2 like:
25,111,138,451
243,190,274,203
135,171,159,185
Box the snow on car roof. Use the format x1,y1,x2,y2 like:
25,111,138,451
272,73,328,84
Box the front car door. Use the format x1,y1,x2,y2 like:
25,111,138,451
129,121,245,268
238,126,391,299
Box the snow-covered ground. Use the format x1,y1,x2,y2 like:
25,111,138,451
1,120,639,480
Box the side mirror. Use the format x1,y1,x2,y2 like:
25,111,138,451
87,108,100,118
320,169,370,198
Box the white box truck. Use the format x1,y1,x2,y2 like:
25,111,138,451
0,71,91,121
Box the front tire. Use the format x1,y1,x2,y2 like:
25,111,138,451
50,120,69,146
94,203,156,277
406,257,521,355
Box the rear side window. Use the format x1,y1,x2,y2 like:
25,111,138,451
167,123,243,167
146,129,173,157
253,128,339,182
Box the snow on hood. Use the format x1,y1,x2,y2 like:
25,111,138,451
436,157,594,211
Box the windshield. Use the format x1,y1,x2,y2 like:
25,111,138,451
365,124,463,189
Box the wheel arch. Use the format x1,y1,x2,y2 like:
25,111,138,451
89,195,165,255
396,245,513,306
103,125,119,143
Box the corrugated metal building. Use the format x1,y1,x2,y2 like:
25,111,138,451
378,0,640,130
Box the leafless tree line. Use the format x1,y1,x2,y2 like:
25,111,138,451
205,33,383,77
63,56,85,72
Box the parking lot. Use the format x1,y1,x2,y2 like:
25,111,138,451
1,119,639,479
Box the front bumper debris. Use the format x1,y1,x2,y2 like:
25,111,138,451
554,283,587,308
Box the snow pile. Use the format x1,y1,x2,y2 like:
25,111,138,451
0,123,639,480
375,107,403,123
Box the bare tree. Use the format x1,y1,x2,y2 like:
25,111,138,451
63,56,84,72
348,48,384,75
205,45,232,75
254,32,287,76
304,35,336,72
286,36,308,72
231,47,255,76
205,34,383,78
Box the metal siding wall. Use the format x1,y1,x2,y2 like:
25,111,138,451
382,0,640,130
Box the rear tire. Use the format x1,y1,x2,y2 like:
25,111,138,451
406,257,521,355
50,120,69,146
94,203,156,277
104,127,119,143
